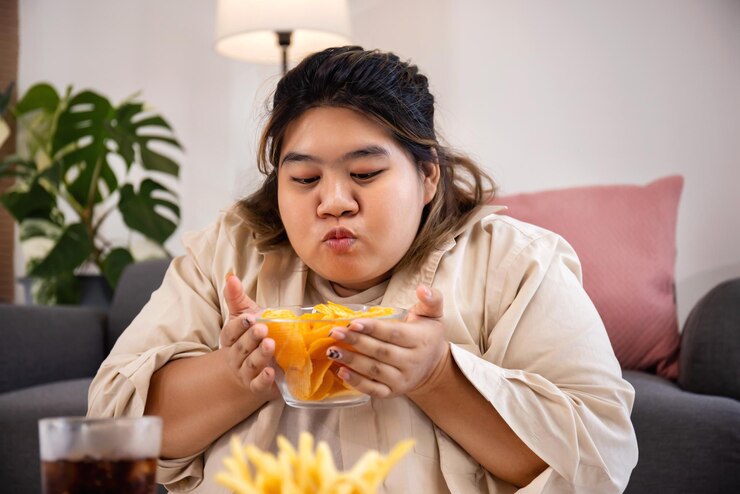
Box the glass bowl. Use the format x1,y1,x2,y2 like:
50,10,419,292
257,304,406,408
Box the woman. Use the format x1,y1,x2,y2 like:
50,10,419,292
89,46,638,493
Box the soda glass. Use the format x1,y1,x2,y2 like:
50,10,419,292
38,416,162,494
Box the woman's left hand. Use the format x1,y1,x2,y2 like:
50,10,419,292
327,285,450,399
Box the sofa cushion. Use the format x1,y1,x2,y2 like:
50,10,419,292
493,176,682,379
678,278,740,400
108,258,171,351
0,378,92,494
623,370,740,493
0,305,107,393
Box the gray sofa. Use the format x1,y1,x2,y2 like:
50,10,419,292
1,259,738,493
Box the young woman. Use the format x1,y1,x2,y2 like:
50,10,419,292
89,46,638,493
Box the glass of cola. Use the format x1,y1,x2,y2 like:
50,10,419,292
38,416,162,494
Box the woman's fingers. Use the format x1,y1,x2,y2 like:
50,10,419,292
224,272,260,316
220,313,255,347
326,345,403,396
250,366,276,394
326,286,448,397
409,284,444,321
238,335,275,387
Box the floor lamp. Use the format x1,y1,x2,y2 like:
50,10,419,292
214,0,352,76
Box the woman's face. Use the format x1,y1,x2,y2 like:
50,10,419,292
277,106,439,296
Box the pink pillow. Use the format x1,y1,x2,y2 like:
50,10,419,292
493,176,683,379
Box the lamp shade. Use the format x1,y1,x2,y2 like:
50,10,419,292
215,0,352,64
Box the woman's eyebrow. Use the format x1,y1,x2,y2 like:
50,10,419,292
281,145,389,166
339,145,389,162
281,152,316,165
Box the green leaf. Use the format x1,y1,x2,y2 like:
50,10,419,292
131,115,174,132
31,274,81,305
19,218,63,242
139,145,179,176
14,83,60,116
0,181,56,222
52,90,114,207
0,81,14,116
119,179,179,244
0,156,37,180
28,223,92,278
99,154,119,196
101,247,134,288
110,102,181,176
52,90,112,155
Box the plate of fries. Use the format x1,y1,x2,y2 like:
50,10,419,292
258,302,406,408
216,431,414,494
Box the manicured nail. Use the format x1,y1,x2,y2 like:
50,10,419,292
242,315,253,328
327,349,342,360
226,271,234,281
337,367,351,381
330,330,345,340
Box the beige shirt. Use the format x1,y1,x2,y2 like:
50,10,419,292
88,204,638,493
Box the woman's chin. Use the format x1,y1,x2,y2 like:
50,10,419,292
316,268,391,295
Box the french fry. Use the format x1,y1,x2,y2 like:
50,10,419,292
215,432,414,494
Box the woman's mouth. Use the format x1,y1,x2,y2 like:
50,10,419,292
322,228,357,254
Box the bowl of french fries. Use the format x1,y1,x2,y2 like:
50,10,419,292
258,302,406,408
216,431,414,494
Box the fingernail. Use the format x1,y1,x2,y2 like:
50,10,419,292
423,286,432,300
337,367,350,381
349,322,364,332
242,316,252,328
327,349,342,360
329,330,345,340
226,271,234,281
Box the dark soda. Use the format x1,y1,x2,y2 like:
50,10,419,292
41,457,157,494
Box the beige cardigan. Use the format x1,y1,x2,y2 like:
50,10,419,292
88,204,638,493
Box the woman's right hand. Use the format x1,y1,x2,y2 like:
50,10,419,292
219,273,278,398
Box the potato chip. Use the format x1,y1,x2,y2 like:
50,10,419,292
260,303,398,402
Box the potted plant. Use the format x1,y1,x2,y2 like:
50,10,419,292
0,82,182,305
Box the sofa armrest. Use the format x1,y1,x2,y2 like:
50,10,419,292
678,278,740,400
0,304,107,394
624,370,740,493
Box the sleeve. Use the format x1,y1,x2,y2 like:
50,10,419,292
87,219,227,491
450,231,639,493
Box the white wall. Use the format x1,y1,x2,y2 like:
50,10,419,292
16,0,740,326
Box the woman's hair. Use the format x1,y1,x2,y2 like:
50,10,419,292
239,46,495,273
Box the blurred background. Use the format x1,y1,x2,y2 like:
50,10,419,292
5,0,740,325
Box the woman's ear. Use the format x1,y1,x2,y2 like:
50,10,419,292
421,160,441,205
420,148,441,204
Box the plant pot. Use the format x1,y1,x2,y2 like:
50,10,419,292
18,275,114,308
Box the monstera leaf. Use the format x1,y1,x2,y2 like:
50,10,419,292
26,222,93,278
52,90,114,207
101,247,135,288
119,179,179,244
111,102,182,176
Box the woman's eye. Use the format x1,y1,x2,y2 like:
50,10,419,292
291,176,319,185
351,170,383,181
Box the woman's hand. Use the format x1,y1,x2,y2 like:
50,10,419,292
219,273,278,398
326,285,450,399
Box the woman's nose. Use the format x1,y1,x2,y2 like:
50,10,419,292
316,178,359,218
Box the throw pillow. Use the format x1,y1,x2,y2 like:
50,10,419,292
492,175,683,379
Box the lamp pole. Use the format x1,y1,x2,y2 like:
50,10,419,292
276,31,292,76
